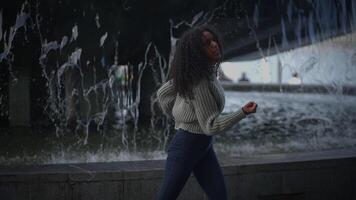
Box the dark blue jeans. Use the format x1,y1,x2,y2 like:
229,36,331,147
156,128,228,200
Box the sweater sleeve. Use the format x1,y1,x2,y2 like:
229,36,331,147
157,79,176,118
192,79,247,135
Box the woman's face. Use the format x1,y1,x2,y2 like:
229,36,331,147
201,30,221,64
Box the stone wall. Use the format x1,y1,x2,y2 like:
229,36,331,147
1,148,355,200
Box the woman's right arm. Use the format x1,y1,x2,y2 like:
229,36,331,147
157,79,177,118
191,79,247,136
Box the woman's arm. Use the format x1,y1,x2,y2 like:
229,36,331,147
192,79,246,135
156,79,177,118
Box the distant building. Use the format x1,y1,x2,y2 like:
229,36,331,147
288,72,302,85
238,72,250,83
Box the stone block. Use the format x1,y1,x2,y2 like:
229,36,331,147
0,183,29,200
124,178,162,200
72,181,123,200
29,182,70,200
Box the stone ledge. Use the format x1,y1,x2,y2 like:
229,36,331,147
1,148,355,200
1,147,355,182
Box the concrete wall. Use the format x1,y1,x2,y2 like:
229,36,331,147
0,148,355,200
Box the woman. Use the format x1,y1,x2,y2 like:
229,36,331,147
156,25,258,200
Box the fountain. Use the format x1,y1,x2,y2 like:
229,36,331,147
0,0,355,199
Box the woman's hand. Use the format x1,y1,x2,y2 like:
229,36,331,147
242,101,258,115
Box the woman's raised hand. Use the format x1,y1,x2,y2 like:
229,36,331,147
242,101,258,115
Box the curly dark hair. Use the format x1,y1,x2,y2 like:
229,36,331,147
168,24,223,99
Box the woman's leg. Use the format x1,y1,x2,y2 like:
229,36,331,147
156,149,195,200
156,129,212,200
192,145,228,200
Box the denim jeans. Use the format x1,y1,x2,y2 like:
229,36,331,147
156,128,228,200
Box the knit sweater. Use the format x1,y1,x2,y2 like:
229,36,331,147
156,74,247,136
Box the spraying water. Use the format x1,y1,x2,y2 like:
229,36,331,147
0,0,355,164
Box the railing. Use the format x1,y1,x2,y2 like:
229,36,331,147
222,83,356,95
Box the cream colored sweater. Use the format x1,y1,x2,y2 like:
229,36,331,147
156,74,246,136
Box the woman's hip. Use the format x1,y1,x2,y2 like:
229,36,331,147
167,128,213,157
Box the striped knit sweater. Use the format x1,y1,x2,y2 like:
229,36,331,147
156,74,247,136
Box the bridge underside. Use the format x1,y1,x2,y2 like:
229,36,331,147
214,0,355,61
